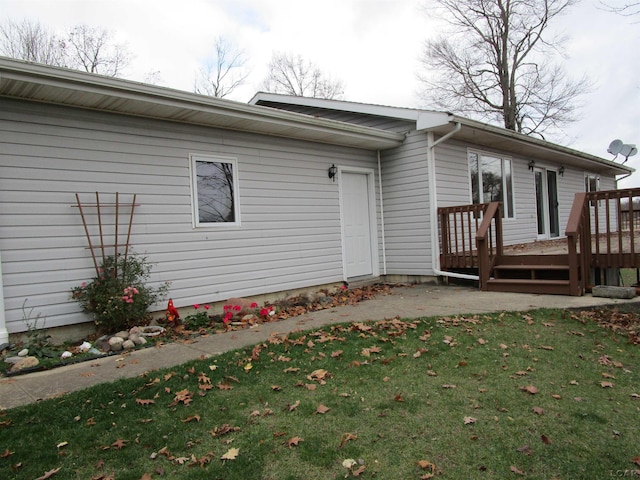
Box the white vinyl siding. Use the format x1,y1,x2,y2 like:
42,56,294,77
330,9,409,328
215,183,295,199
0,98,380,334
380,132,432,275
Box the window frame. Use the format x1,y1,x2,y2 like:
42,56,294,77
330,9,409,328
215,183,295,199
467,149,515,218
189,153,241,228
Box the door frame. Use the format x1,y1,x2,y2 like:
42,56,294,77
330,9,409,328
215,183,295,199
338,166,380,280
534,167,560,240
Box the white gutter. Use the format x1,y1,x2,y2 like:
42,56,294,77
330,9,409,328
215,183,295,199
377,150,387,275
427,123,480,281
0,250,8,344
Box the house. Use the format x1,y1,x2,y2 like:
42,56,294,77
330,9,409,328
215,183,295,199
0,58,633,343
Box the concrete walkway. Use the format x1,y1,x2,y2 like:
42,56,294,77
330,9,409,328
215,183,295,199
1,284,638,410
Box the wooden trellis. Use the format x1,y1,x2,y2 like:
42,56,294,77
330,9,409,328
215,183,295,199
74,192,139,277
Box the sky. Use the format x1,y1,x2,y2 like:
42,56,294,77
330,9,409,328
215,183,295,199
2,0,639,186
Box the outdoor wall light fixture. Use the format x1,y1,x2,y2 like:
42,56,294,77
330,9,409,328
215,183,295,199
559,166,565,177
328,164,337,181
528,160,535,171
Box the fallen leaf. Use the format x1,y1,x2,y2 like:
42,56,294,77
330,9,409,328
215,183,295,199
521,385,538,395
600,381,614,388
538,345,554,350
331,350,343,358
286,400,300,412
632,456,640,466
517,445,532,456
602,372,616,379
352,465,366,476
339,432,358,449
220,448,239,460
315,404,331,414
478,338,487,345
286,436,303,448
181,415,201,423
541,434,552,445
510,465,525,475
343,459,357,469
305,384,317,391
56,441,68,449
210,424,241,437
111,439,127,450
271,385,282,391
217,383,233,391
441,384,457,389
394,394,404,402
499,344,508,350
551,394,562,400
0,448,14,458
464,416,477,425
532,407,545,416
35,467,61,480
135,398,155,406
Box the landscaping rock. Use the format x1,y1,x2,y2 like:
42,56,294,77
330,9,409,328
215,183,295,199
96,335,111,352
122,339,136,350
4,356,22,365
592,285,636,299
17,348,29,357
10,356,39,372
241,314,258,323
108,336,124,351
115,330,130,340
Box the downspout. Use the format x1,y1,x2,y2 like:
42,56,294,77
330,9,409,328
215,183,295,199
0,250,8,344
377,150,387,275
427,123,479,281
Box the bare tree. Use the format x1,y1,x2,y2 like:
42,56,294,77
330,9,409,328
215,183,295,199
66,24,130,76
418,0,591,137
261,51,345,99
0,19,130,77
0,18,66,66
194,37,250,98
601,1,640,16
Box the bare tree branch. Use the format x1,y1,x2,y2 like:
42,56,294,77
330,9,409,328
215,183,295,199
194,37,251,98
261,51,345,99
0,18,131,77
418,0,591,137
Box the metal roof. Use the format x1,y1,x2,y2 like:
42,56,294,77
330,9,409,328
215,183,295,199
0,58,405,151
250,92,633,176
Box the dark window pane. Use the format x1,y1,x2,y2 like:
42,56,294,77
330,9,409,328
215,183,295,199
196,160,235,223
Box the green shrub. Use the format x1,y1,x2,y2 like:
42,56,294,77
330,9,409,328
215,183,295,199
71,254,170,332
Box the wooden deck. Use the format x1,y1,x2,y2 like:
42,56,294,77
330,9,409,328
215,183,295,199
438,187,640,296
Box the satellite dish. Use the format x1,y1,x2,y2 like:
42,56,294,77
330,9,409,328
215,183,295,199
620,144,638,158
608,139,623,155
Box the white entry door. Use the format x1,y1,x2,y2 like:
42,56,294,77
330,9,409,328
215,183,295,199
341,171,375,278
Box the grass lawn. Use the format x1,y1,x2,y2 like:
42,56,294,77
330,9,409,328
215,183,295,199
1,307,639,479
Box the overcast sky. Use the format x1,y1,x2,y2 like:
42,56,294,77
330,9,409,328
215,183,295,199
2,0,639,186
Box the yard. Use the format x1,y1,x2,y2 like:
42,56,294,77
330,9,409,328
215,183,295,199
0,305,639,479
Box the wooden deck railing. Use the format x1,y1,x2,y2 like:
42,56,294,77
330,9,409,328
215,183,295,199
476,202,503,288
566,187,640,293
438,202,502,286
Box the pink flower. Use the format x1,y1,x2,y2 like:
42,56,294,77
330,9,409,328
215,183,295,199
204,305,210,310
81,282,86,287
260,308,268,317
233,305,241,311
193,304,200,309
223,305,231,311
340,285,347,290
250,302,258,308
223,312,233,323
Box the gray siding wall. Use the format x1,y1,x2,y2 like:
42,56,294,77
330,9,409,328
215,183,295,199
380,132,432,275
433,139,619,246
0,98,381,333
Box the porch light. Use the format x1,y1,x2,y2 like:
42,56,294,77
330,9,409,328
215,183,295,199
528,160,535,171
559,166,565,177
328,164,337,182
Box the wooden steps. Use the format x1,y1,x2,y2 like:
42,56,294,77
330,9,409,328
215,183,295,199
484,254,572,295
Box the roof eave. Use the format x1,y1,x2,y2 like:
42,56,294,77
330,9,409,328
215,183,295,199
0,58,405,151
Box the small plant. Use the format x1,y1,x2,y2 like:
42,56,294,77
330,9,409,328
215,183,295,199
21,299,55,359
184,304,212,330
71,253,170,333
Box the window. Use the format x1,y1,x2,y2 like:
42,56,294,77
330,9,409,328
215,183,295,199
585,173,599,207
190,154,240,227
468,150,514,218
